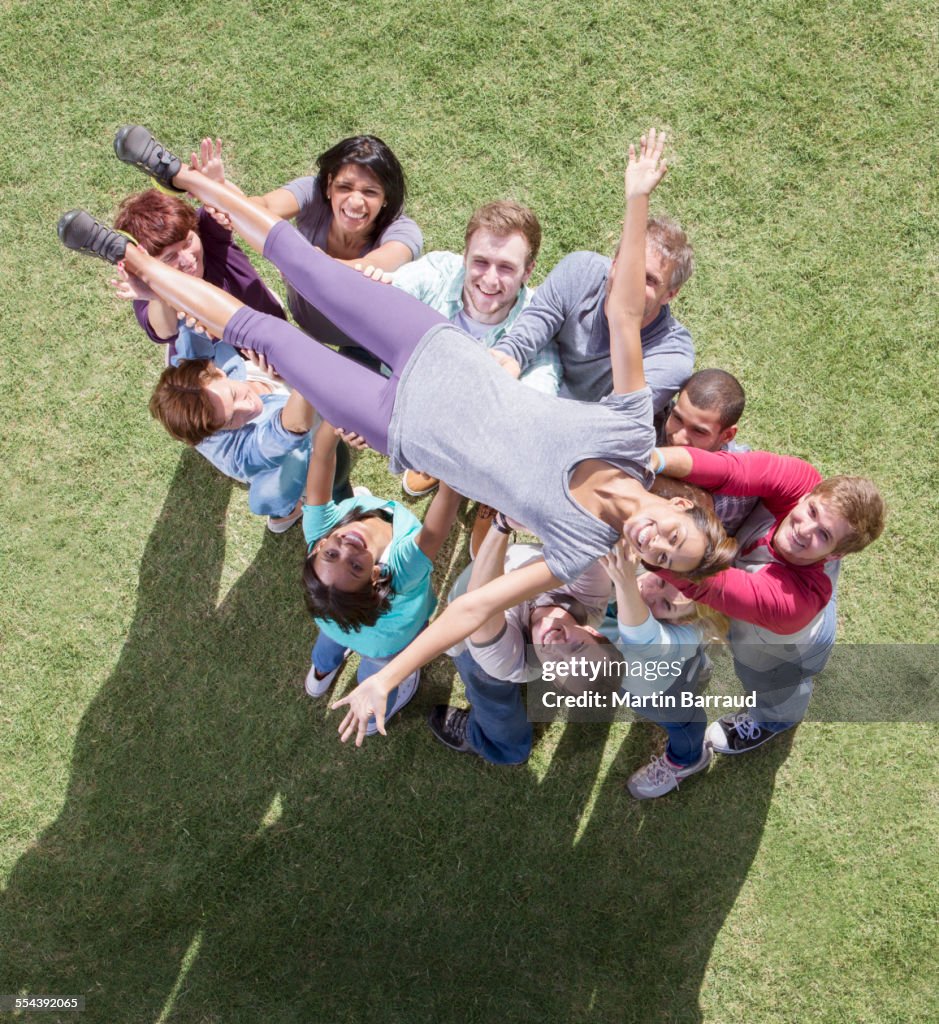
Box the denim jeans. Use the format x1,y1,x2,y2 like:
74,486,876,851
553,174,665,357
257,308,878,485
732,597,838,733
620,650,710,767
311,627,414,716
453,650,532,765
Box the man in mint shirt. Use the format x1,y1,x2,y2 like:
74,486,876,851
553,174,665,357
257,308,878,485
391,200,562,499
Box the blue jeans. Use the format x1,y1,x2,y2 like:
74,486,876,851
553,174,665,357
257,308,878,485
453,650,531,766
311,629,408,715
623,650,710,767
732,597,838,733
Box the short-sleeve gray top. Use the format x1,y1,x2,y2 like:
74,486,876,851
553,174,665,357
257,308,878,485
281,174,423,348
388,324,655,582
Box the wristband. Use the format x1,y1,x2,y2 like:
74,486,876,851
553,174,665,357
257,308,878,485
492,512,513,535
652,448,666,475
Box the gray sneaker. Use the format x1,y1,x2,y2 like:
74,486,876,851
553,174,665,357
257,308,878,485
114,125,185,193
58,210,131,265
627,746,712,800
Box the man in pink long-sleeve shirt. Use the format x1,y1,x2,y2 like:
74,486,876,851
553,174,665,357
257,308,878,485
651,446,885,755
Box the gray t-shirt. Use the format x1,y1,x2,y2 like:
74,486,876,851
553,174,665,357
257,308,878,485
281,174,423,348
389,324,655,582
492,250,694,411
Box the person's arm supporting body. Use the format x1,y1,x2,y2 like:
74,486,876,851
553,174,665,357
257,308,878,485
658,561,831,634
465,515,514,646
305,420,340,506
415,483,462,562
654,447,822,516
489,264,570,376
653,446,832,632
332,558,563,744
279,390,317,436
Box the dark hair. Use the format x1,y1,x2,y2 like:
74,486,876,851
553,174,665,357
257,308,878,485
114,189,198,253
302,507,395,632
316,135,406,242
681,368,746,429
149,359,223,445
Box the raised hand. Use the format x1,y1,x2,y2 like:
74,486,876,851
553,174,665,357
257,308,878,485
600,537,642,587
625,127,668,199
189,137,226,182
109,261,157,302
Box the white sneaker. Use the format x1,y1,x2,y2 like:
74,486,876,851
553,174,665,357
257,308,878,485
304,649,351,698
267,505,303,534
627,746,712,800
365,669,420,736
352,486,372,498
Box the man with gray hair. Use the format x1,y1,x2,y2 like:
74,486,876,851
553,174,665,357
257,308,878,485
491,215,695,413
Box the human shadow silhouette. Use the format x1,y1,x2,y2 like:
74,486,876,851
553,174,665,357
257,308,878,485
157,666,783,1023
0,451,323,1021
1,454,784,1024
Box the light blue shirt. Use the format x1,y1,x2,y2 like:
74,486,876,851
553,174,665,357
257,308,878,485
392,251,562,396
197,393,309,486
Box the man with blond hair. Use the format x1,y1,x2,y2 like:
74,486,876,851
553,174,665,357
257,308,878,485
651,446,885,761
491,215,695,412
390,200,561,521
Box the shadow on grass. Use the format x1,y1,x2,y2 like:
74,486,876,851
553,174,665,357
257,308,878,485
0,452,789,1024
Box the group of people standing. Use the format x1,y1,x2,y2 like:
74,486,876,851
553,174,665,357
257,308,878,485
58,124,885,800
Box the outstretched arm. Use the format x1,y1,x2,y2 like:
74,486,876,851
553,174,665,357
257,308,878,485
607,128,668,395
331,558,563,745
601,539,648,628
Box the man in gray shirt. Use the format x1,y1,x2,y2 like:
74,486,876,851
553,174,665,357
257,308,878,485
491,215,695,413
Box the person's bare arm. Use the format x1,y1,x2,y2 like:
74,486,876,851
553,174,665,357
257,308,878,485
415,483,462,562
305,420,340,506
465,516,514,645
251,188,302,219
331,559,562,745
280,389,317,435
335,240,413,272
607,129,668,395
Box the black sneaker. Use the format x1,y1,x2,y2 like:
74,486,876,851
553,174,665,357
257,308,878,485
57,210,130,264
427,705,475,755
706,712,794,754
114,125,185,193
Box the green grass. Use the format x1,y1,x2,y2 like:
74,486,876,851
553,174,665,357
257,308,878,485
1,0,937,1021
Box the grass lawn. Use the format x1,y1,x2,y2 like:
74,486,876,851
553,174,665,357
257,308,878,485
0,1,936,1021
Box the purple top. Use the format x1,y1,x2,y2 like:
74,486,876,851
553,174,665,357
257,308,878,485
133,206,286,349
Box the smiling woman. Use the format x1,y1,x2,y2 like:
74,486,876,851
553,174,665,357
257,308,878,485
250,134,422,361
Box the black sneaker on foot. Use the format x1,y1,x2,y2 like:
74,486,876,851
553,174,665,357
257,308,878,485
57,210,130,264
114,125,185,193
427,705,475,755
706,713,794,755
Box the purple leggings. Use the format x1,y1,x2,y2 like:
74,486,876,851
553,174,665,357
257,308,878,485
223,220,446,452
